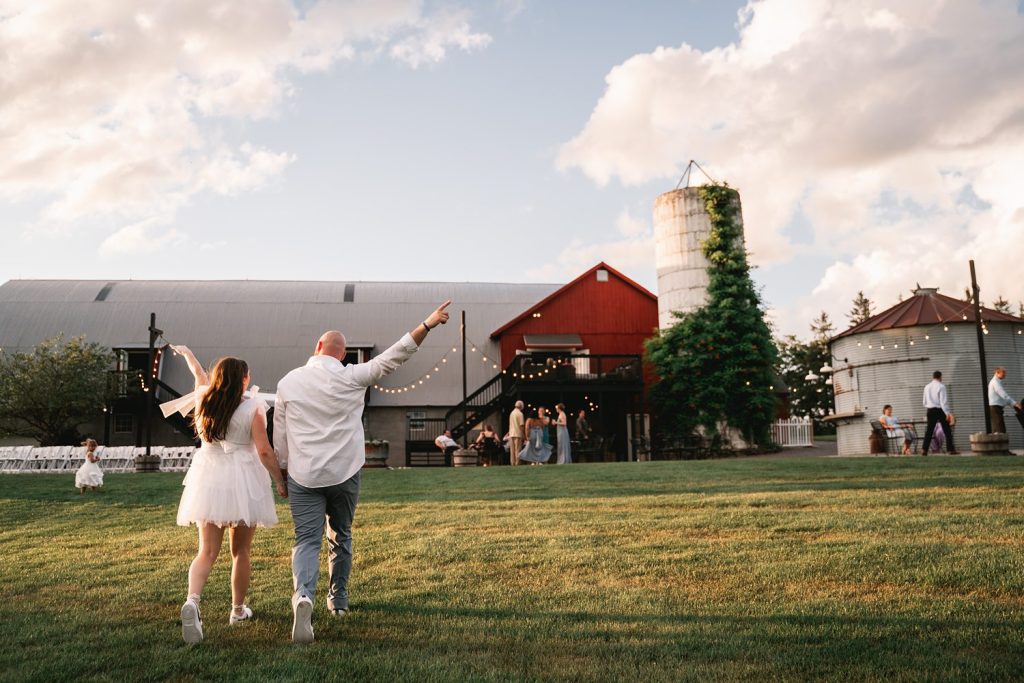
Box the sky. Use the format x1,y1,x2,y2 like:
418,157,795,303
1,0,1023,338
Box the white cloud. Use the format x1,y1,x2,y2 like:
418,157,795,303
389,7,491,68
98,216,185,257
0,0,490,248
615,207,649,237
557,0,1024,335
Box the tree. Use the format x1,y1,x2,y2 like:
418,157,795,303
0,335,113,445
848,291,874,326
991,296,1011,314
645,184,778,451
776,312,835,434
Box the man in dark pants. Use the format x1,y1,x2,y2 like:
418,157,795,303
921,370,958,456
275,300,451,643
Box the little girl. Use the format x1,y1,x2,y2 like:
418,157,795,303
75,438,103,494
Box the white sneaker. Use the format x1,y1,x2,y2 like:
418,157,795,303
181,599,203,644
229,605,253,625
292,596,314,643
330,607,349,618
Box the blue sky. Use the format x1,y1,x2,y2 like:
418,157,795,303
1,0,1022,337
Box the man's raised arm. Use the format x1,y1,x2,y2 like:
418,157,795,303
351,300,452,387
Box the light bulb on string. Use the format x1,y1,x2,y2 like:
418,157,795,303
943,325,948,331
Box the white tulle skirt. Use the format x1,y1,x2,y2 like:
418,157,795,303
75,460,104,488
176,442,277,528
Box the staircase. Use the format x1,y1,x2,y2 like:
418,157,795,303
444,370,515,442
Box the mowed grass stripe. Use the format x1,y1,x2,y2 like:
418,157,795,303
1,457,1022,682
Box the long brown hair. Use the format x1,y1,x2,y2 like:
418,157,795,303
196,357,248,442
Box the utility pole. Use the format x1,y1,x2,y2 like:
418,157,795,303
970,260,992,434
461,310,468,447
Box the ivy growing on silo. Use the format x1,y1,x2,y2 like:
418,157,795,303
645,183,778,451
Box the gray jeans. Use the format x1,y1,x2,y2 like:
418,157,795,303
288,471,360,611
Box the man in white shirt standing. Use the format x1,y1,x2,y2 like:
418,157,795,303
987,367,1020,434
921,370,958,456
508,400,525,466
274,300,451,643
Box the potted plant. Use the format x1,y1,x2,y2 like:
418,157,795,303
363,437,390,468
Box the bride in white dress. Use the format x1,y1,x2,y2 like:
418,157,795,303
171,346,287,644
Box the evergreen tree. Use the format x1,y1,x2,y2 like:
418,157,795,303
848,291,874,325
992,296,1011,314
646,184,778,450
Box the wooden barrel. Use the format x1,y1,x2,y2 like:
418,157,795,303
134,454,161,473
452,448,479,467
969,432,1011,455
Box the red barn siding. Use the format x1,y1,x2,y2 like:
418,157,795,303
493,264,659,366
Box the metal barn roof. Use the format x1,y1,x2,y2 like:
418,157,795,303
0,279,561,406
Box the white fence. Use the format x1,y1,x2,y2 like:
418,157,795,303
0,445,195,473
771,417,814,447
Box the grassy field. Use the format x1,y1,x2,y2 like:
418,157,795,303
1,457,1023,682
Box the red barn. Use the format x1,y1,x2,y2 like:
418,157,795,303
478,262,659,461
490,262,659,364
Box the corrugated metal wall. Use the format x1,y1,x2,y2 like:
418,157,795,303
832,322,1024,455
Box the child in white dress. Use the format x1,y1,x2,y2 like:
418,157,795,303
170,347,287,644
75,438,103,493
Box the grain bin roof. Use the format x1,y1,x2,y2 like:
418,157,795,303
833,287,1024,341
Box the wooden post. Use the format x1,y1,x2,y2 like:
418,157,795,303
461,310,468,447
970,260,992,434
138,313,163,472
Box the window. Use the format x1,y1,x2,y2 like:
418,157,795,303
343,349,368,366
407,411,426,433
114,414,134,434
596,268,609,282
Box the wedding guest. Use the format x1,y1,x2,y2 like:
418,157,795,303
518,407,552,464
473,424,502,465
554,404,572,464
435,429,459,463
508,400,525,466
921,370,958,456
75,438,103,494
575,409,591,444
988,367,1020,434
879,404,916,455
275,300,450,643
172,346,287,644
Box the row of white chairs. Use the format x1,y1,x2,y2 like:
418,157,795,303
0,445,195,474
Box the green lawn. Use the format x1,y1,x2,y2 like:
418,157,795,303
2,457,1023,682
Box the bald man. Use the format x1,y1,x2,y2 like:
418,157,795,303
274,300,450,643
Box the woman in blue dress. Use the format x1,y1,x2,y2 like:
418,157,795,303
518,407,553,464
554,403,572,464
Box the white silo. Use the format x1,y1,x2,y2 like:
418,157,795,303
653,186,745,329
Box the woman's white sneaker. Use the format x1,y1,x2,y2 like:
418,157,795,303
229,605,253,624
181,599,204,644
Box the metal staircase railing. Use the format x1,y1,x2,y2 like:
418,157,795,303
444,368,512,441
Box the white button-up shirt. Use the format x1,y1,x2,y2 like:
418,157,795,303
988,376,1016,407
922,379,951,414
274,333,419,488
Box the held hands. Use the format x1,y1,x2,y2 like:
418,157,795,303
275,479,288,498
426,300,452,329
